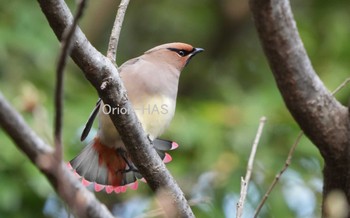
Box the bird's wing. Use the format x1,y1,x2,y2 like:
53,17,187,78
80,98,102,141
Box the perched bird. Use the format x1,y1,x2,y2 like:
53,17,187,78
68,42,203,193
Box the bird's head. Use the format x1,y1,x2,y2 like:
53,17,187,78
144,42,204,71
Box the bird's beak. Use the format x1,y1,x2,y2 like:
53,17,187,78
185,48,204,66
185,47,204,66
191,47,204,56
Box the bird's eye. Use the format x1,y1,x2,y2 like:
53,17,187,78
177,50,186,57
167,48,191,57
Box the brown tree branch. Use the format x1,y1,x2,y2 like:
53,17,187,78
54,0,87,160
106,0,130,62
249,0,350,215
37,0,194,216
249,0,349,160
0,92,114,218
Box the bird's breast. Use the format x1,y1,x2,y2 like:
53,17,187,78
133,95,176,140
97,95,176,147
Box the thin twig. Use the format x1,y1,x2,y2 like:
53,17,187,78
106,0,130,63
254,131,303,217
236,116,267,218
331,77,350,95
54,0,87,159
254,77,350,217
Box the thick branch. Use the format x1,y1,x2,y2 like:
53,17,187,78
249,0,350,163
249,0,350,216
37,0,194,216
0,92,113,218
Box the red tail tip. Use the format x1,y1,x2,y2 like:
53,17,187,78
67,162,73,169
91,181,139,193
94,183,104,192
171,142,179,150
128,181,138,190
120,186,127,193
106,186,114,194
82,178,91,186
114,186,122,193
163,153,172,163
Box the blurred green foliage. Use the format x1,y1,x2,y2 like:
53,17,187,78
1,0,350,217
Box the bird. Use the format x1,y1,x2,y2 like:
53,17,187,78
68,42,203,193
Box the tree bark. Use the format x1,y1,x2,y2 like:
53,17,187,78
249,0,350,216
0,93,114,218
37,0,194,216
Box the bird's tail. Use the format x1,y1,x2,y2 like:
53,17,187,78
68,137,178,194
